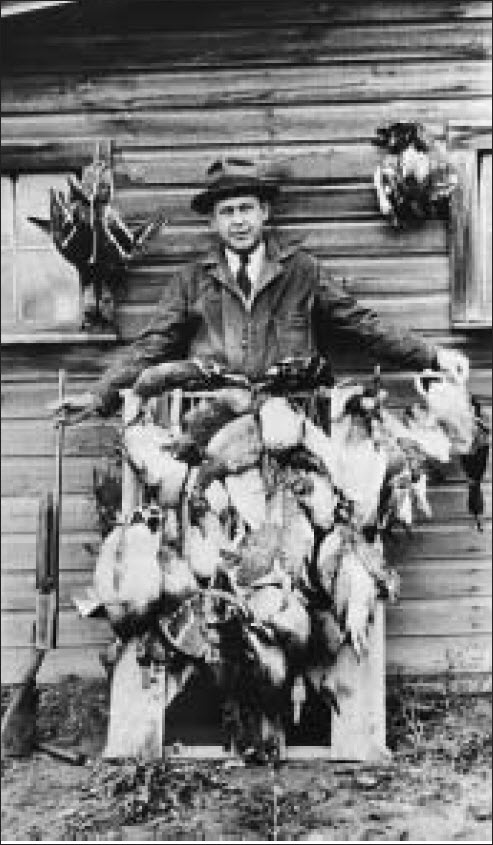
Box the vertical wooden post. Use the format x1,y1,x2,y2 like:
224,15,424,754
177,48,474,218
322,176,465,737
121,389,142,512
102,389,166,761
329,601,389,762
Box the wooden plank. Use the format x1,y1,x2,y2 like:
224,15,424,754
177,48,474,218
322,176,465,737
3,61,490,114
1,419,120,457
1,368,491,420
2,99,490,147
117,184,380,225
3,0,490,33
116,221,449,262
396,559,492,600
1,568,95,611
4,557,490,612
329,602,387,761
4,0,489,34
0,139,97,174
117,292,451,342
2,21,490,73
1,597,491,652
1,646,106,684
2,632,490,685
114,144,406,187
7,552,491,612
1,532,100,572
1,377,103,418
1,609,110,647
386,633,491,675
387,596,492,637
1,494,99,533
1,455,109,496
397,559,492,600
124,256,451,306
386,522,492,561
1,336,490,389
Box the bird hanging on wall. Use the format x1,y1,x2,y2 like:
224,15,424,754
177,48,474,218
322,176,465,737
28,148,165,333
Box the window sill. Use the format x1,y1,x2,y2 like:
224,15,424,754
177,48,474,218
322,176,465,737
451,322,492,331
1,332,118,345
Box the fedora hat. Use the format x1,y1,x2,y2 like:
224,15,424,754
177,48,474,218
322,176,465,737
191,157,279,214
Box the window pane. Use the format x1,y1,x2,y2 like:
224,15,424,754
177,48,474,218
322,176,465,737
1,177,14,247
15,173,70,248
479,153,492,320
15,247,80,329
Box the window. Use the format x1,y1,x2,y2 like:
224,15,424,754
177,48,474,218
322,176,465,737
1,173,81,337
449,130,492,328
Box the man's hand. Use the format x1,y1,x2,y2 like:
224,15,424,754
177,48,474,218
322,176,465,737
48,391,102,425
435,346,469,383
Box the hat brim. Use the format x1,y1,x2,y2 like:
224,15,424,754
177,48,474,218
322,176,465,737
191,180,279,215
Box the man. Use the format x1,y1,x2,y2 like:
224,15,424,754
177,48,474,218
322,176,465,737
57,157,467,419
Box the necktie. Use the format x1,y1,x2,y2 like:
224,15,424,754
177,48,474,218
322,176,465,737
236,252,251,301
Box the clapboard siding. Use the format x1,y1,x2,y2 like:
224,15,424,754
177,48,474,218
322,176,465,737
2,21,490,71
3,101,491,146
1,0,491,682
3,61,491,111
2,557,491,612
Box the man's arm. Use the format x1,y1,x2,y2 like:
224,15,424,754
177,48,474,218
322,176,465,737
313,263,438,372
92,269,191,414
53,270,191,421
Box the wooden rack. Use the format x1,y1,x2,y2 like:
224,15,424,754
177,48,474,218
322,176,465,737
103,388,389,763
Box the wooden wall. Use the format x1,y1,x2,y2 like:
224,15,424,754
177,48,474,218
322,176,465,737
1,0,491,683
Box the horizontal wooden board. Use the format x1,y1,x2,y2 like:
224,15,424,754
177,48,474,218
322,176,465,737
2,631,491,684
3,21,490,73
3,61,490,114
1,610,111,648
1,370,490,428
1,487,490,541
1,596,490,651
2,517,491,577
2,556,491,613
386,522,492,561
395,559,492,600
1,646,107,684
117,184,381,226
117,292,451,342
112,222,449,265
1,494,99,533
1,443,489,516
3,1,490,35
123,256,451,308
112,144,417,188
0,331,490,377
2,100,490,147
1,419,120,457
1,455,109,496
386,633,491,675
1,532,100,573
387,596,491,637
1,569,96,611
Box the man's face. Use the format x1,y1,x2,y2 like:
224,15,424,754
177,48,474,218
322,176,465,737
211,194,269,253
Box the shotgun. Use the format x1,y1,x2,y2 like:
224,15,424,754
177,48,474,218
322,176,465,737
1,371,65,756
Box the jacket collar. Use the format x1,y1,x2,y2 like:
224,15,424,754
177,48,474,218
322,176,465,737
201,232,299,303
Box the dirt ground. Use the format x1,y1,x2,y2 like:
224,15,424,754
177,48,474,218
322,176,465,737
1,679,491,843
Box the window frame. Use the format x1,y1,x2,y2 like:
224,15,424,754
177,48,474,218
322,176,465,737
1,139,118,344
447,122,492,329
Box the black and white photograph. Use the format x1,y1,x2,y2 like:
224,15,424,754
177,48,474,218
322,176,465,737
1,1,491,841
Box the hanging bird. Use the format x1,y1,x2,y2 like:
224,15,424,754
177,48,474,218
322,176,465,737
460,398,490,530
27,149,165,332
